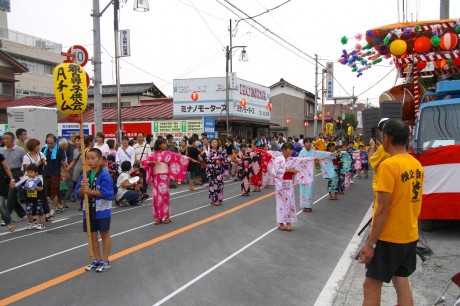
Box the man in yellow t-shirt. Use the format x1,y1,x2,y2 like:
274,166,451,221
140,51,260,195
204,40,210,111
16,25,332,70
313,133,326,151
359,119,423,306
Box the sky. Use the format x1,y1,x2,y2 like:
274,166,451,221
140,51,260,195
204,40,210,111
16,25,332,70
7,0,460,106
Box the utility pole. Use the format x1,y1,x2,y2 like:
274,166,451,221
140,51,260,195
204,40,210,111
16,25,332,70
440,0,449,19
313,54,318,137
92,0,103,134
229,19,233,73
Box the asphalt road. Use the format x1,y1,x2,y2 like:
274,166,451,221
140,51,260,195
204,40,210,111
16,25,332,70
0,174,374,306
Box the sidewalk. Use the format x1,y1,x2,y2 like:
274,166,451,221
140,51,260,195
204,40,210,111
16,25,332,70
334,221,460,305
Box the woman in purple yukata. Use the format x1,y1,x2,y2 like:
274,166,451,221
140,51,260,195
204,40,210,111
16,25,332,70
142,139,190,225
272,143,299,232
205,139,231,206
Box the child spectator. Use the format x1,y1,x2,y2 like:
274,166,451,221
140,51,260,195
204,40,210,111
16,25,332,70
359,145,369,179
76,148,114,272
130,162,149,200
231,147,240,181
23,164,45,230
115,161,142,206
57,168,68,213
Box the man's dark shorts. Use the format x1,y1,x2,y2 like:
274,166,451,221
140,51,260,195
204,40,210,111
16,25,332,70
361,164,369,170
366,240,417,283
83,217,111,233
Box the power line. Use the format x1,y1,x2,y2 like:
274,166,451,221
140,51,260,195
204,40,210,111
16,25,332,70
237,0,291,23
356,67,396,96
189,0,225,48
222,0,318,63
215,0,315,66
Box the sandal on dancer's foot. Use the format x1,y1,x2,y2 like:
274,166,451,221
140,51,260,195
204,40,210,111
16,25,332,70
286,225,293,231
7,223,14,233
253,189,261,192
241,193,250,197
303,208,313,212
210,201,221,206
163,218,171,224
154,218,162,225
278,224,286,231
189,188,197,191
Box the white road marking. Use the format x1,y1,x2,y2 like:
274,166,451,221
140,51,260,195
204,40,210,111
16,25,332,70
0,181,240,243
313,204,373,306
0,191,243,275
151,193,330,306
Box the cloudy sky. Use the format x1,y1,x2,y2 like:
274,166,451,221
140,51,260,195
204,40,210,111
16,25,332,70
7,0,460,105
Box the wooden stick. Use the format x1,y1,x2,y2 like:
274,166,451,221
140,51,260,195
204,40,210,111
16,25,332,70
80,114,93,261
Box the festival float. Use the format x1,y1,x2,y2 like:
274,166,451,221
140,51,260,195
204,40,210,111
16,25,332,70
339,18,460,222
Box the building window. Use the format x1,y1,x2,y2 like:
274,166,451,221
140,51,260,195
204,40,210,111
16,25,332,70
101,102,130,108
13,56,54,76
0,82,14,96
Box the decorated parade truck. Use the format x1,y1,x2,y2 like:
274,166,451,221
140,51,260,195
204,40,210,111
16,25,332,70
339,18,460,221
413,80,460,220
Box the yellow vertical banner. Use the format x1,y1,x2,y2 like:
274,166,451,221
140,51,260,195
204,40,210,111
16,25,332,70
54,63,88,115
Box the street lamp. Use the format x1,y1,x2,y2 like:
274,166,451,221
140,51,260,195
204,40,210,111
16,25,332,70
225,45,248,137
92,0,149,145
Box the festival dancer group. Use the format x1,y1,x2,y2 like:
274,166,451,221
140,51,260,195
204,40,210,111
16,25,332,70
138,135,361,231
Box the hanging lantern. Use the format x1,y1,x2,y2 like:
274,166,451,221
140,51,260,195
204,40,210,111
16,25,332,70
389,39,407,56
434,59,446,69
304,122,309,127
439,32,458,51
413,36,431,53
240,99,247,107
416,62,427,70
267,102,272,110
191,91,199,101
285,119,291,125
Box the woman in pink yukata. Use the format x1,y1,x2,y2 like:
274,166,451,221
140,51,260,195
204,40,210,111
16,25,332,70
142,138,190,225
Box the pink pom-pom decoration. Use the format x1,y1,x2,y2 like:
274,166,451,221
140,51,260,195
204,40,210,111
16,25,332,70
355,44,363,51
354,33,363,41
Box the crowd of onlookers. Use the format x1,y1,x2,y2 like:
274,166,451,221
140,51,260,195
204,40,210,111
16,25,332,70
0,127,369,233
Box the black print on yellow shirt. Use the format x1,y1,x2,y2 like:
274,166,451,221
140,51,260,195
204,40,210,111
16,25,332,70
412,180,421,200
26,189,38,198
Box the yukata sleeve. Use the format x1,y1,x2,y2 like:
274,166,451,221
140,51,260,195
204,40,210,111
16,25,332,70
320,156,336,179
292,158,314,186
168,151,190,182
142,154,154,185
271,157,286,190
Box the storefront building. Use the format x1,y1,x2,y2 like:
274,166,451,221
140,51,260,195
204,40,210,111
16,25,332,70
173,77,276,142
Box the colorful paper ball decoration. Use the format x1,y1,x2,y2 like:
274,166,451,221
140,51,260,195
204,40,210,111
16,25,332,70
389,39,407,56
416,62,427,70
304,122,309,127
240,99,247,107
285,119,291,125
434,59,446,69
439,32,458,51
413,36,431,53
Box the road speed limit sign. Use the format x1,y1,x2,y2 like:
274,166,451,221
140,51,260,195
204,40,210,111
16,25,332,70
66,45,89,67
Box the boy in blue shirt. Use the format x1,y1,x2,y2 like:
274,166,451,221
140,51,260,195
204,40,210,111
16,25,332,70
76,148,114,272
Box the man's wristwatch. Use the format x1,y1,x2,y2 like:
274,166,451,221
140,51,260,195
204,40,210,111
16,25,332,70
366,241,377,249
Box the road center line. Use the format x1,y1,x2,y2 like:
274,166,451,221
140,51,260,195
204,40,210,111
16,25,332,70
152,193,329,306
0,194,243,276
0,181,240,243
0,191,275,305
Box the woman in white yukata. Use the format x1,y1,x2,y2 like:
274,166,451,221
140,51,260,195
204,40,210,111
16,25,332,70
272,143,299,232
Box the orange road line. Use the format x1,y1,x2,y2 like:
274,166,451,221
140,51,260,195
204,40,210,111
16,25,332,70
0,191,275,306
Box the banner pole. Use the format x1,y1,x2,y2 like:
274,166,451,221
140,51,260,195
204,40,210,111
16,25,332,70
80,114,93,261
